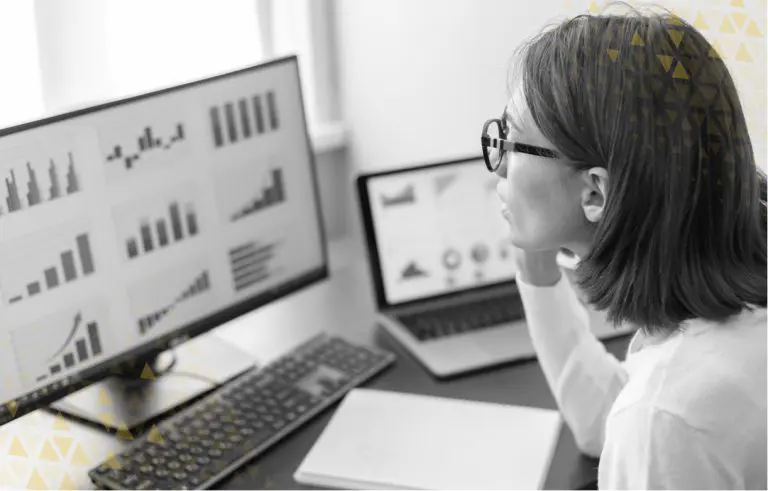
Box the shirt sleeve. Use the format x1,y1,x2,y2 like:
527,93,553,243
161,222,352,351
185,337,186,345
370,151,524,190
516,273,629,457
599,405,740,489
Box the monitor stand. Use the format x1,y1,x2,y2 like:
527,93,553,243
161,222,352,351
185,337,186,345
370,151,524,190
49,334,257,432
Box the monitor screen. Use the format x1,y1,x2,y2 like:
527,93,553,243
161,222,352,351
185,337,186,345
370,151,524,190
364,158,516,306
0,56,327,423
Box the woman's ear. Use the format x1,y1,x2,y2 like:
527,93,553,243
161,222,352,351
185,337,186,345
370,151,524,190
581,167,609,223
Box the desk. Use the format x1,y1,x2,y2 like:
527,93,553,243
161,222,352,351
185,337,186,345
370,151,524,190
0,237,631,490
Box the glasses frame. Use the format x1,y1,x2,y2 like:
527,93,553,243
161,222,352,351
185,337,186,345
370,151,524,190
481,117,560,173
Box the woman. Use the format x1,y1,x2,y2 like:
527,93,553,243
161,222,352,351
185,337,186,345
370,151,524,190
483,7,767,489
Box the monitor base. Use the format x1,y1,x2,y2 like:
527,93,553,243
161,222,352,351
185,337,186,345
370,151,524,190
49,334,256,431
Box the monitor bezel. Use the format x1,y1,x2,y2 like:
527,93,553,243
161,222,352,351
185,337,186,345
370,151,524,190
355,155,516,312
0,55,329,425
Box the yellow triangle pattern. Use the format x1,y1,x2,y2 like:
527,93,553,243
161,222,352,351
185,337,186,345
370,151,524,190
98,389,113,406
668,29,684,48
52,413,69,431
147,426,165,444
140,364,155,380
607,49,619,62
6,400,18,417
693,12,709,30
631,32,645,46
37,440,60,462
731,0,744,6
589,0,600,13
98,412,115,429
27,468,48,490
7,436,27,457
70,444,90,466
735,44,752,62
745,20,762,37
672,63,688,80
667,14,684,26
657,55,674,72
105,452,122,470
720,17,736,34
731,12,748,29
52,436,73,457
59,474,77,491
709,40,723,59
115,424,134,441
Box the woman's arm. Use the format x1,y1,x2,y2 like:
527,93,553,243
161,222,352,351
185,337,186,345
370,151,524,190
514,249,629,457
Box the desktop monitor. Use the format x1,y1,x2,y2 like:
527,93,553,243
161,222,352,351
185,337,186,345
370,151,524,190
0,55,328,426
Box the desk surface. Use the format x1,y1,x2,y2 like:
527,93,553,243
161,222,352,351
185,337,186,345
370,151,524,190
0,237,631,490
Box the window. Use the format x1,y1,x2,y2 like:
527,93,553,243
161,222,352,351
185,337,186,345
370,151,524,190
0,1,44,128
1,0,343,150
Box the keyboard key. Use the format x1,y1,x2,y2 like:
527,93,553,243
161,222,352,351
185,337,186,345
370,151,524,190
88,334,395,491
135,479,155,490
155,468,169,479
121,474,140,488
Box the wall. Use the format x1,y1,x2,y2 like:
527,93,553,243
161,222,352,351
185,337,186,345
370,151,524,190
0,1,44,127
33,0,264,114
333,0,767,175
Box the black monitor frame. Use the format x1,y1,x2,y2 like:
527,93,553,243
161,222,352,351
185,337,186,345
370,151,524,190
0,55,329,425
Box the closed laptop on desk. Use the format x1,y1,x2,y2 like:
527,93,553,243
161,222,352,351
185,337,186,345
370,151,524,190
355,156,629,377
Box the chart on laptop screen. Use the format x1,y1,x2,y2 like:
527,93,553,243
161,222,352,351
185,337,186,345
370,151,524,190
368,160,517,305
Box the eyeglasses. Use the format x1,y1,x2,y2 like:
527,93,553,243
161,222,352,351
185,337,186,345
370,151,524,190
480,116,560,173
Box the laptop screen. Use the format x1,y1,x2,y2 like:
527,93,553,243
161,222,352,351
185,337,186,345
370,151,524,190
363,158,517,306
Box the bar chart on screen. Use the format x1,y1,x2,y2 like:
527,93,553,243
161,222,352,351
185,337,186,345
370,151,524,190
130,259,217,338
99,111,191,183
228,238,284,293
114,185,202,261
0,141,82,218
215,159,289,224
10,299,110,387
209,90,280,149
0,228,96,306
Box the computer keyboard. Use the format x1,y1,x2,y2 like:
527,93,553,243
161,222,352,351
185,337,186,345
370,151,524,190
399,295,525,341
88,333,396,490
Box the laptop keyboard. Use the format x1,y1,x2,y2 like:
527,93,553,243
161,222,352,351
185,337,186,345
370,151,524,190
398,295,525,342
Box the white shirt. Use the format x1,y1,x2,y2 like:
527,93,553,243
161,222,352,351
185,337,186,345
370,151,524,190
516,273,767,489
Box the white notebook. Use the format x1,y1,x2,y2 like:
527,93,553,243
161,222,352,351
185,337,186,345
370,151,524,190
294,388,562,490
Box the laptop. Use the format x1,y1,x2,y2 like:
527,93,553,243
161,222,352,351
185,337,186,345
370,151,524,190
355,156,631,378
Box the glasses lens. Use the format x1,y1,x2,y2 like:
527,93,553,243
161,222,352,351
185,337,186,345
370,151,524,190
483,121,504,171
